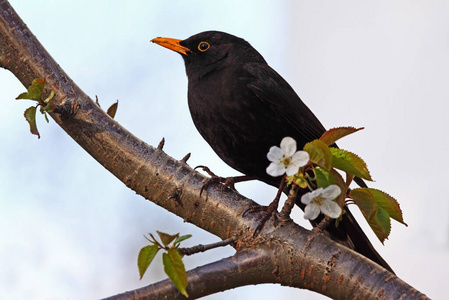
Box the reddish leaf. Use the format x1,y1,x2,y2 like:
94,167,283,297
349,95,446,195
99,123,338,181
157,231,179,247
107,100,118,119
24,106,40,138
320,126,364,146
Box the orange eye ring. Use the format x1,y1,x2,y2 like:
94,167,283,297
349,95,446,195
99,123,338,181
198,42,210,52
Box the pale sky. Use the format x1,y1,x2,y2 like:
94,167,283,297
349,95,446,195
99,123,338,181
1,1,448,299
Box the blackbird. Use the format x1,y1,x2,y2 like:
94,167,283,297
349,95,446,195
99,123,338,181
152,31,394,273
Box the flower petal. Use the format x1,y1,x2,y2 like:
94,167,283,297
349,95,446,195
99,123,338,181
301,188,322,204
266,162,285,177
304,202,321,220
285,163,300,176
322,185,341,200
267,146,283,162
280,137,297,157
291,151,310,167
301,192,312,204
320,200,342,219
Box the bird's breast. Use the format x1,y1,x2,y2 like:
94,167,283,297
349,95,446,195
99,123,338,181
186,69,283,181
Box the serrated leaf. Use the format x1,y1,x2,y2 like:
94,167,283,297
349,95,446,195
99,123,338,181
376,207,391,238
24,106,40,138
16,78,46,101
360,188,406,225
320,126,364,146
137,244,159,279
330,148,372,181
350,188,406,243
157,231,179,247
304,139,332,170
174,234,192,245
107,100,118,119
163,249,188,297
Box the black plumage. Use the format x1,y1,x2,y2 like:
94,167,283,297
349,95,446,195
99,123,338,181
152,31,393,273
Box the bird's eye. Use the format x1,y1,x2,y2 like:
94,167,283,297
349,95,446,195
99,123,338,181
198,42,210,52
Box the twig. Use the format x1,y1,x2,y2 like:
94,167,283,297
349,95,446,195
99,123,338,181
180,237,235,256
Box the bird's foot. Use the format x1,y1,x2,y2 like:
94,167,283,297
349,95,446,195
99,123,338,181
244,177,286,235
243,199,281,235
195,165,255,196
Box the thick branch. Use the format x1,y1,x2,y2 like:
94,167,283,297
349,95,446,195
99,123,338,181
106,221,428,300
0,1,429,299
103,249,278,300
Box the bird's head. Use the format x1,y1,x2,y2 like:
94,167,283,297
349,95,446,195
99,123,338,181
151,31,265,79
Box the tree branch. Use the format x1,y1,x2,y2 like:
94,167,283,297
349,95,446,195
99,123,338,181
0,1,429,299
103,250,278,300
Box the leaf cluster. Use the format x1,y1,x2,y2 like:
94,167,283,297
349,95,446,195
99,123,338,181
16,79,119,138
138,231,192,297
16,78,54,138
299,127,406,243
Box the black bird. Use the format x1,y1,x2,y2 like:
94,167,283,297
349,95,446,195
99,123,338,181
151,31,394,273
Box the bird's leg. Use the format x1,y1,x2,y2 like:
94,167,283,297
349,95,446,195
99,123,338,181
244,176,287,235
195,165,255,196
278,184,299,223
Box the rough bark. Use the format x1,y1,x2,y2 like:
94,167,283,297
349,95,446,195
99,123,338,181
0,1,428,299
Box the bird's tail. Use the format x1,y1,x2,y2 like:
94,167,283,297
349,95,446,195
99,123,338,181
294,181,395,274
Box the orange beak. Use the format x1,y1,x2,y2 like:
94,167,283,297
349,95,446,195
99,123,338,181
151,37,191,55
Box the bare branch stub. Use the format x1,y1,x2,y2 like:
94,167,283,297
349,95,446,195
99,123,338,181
180,152,190,163
180,237,236,256
157,137,165,150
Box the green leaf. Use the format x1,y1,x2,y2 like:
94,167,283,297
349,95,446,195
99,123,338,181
137,244,159,279
157,231,179,247
163,249,188,297
16,78,46,101
43,102,55,113
286,172,308,188
363,188,406,225
350,188,407,243
39,103,53,123
42,111,49,123
107,100,118,119
174,234,192,245
44,90,54,103
314,167,335,188
304,139,332,170
320,126,364,146
24,106,40,138
330,148,372,181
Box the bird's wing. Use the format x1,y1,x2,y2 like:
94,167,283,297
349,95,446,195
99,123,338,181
242,62,327,143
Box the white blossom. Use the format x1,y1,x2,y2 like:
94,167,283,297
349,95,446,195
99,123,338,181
301,185,342,220
266,137,309,177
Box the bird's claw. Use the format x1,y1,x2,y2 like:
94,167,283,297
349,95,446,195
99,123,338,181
195,166,237,197
243,200,280,236
200,176,235,196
